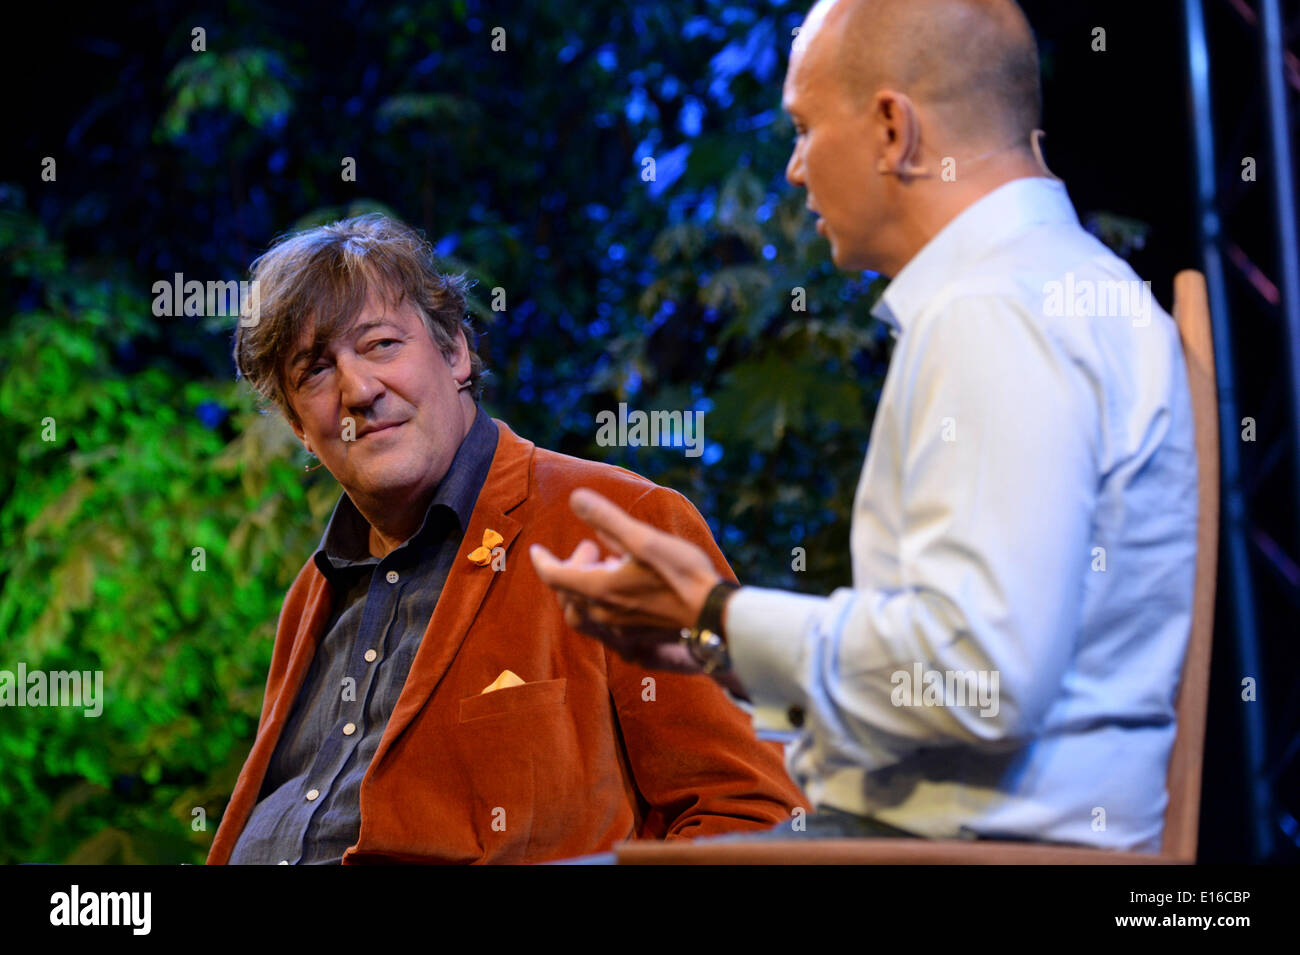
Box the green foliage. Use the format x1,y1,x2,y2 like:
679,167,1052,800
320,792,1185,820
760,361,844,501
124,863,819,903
157,48,294,143
0,205,340,862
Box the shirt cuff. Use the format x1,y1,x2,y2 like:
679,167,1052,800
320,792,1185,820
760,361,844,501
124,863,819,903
720,685,754,715
725,586,823,730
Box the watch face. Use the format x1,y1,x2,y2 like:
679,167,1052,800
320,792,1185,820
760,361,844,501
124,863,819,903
694,630,731,674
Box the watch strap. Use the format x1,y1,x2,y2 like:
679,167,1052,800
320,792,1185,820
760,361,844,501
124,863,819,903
697,580,740,641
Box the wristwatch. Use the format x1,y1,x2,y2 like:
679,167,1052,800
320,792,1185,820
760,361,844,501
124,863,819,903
680,581,740,674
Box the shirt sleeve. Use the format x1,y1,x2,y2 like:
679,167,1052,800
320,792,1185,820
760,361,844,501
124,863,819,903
725,294,1099,770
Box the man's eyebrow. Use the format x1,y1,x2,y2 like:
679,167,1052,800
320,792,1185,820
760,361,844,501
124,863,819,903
287,345,318,373
287,319,400,371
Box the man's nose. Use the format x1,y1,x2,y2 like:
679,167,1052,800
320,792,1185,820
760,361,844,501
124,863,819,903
785,146,804,188
335,353,382,415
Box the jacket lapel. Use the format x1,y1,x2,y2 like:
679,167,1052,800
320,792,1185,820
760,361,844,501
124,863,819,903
209,570,335,863
369,418,533,769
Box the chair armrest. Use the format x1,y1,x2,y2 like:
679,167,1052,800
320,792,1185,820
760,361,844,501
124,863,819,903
615,838,1186,865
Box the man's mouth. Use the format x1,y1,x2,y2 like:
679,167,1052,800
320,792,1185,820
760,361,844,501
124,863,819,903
807,203,826,236
357,421,405,440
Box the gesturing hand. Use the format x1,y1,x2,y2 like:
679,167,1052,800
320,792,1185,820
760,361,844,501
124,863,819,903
528,487,724,670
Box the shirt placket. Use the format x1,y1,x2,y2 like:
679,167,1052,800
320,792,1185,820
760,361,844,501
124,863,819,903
290,556,405,862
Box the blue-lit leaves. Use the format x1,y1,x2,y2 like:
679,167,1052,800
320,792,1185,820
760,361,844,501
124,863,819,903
595,44,618,72
647,143,691,199
739,108,780,134
679,97,705,138
681,16,718,42
540,191,568,212
625,86,653,124
707,20,778,107
413,51,442,76
646,299,676,333
195,401,227,430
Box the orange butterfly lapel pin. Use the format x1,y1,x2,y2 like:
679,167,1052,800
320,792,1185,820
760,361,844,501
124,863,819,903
467,528,505,566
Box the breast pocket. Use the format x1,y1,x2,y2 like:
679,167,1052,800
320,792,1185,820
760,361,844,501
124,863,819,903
457,677,567,723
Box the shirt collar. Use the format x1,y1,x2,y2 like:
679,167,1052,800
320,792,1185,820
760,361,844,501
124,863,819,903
313,406,500,578
870,176,1080,335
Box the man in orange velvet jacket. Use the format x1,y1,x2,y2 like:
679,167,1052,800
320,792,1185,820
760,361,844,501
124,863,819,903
207,215,806,865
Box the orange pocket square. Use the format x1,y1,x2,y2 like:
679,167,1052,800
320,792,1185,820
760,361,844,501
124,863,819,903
480,669,526,694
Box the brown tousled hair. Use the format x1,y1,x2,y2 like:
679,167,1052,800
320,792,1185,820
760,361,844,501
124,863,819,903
233,213,484,424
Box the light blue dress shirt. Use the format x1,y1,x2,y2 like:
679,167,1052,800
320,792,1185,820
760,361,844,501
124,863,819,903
726,176,1198,852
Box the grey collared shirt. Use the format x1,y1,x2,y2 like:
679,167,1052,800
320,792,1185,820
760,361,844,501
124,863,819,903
229,408,498,864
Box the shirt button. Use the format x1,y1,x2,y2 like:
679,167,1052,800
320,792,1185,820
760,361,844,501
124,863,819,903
305,788,319,801
364,649,377,663
787,706,805,728
343,722,357,736
386,570,399,584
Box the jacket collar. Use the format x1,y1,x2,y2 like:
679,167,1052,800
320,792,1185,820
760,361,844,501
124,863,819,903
311,406,500,580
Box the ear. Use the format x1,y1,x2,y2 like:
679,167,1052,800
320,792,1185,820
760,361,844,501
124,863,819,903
447,327,472,380
287,407,310,450
871,89,928,178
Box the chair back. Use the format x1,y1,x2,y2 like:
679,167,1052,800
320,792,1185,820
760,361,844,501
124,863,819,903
1160,269,1220,862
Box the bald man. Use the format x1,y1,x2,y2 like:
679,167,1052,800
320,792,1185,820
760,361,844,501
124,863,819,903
532,0,1197,854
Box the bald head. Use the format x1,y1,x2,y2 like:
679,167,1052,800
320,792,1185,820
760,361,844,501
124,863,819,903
800,0,1042,153
782,0,1048,274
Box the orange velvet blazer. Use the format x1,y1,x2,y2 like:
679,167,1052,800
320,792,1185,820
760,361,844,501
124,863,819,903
207,418,808,864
